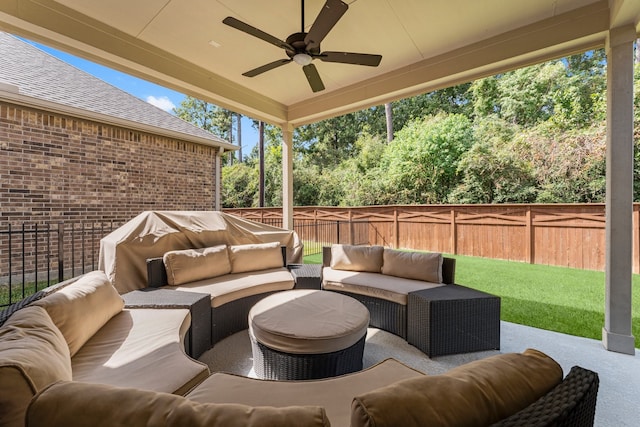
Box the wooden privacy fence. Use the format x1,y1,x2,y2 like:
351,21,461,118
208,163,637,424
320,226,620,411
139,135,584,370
225,204,640,273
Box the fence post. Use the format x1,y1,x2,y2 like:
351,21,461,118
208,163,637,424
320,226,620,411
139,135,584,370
394,208,399,249
526,207,534,264
336,221,341,244
450,208,457,255
57,222,64,283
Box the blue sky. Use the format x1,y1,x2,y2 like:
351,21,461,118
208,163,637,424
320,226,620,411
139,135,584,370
29,41,259,157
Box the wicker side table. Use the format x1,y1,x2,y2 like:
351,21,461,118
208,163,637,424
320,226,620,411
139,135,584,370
407,284,500,357
122,289,211,358
288,264,322,290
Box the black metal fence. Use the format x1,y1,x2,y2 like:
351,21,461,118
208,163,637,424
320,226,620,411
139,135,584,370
0,221,119,307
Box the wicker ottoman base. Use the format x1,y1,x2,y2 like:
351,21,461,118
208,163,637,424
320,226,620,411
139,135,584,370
250,333,366,380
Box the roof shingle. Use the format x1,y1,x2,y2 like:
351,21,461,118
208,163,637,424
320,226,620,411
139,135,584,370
0,32,229,146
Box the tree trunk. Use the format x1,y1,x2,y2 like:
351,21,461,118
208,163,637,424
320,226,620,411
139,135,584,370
385,103,394,142
237,114,243,162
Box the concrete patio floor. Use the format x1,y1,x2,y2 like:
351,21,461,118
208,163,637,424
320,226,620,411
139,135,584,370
201,321,639,426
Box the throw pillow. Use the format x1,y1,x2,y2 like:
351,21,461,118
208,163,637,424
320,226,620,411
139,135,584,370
330,244,383,273
381,249,443,283
351,348,563,427
33,270,124,357
228,242,283,273
27,381,331,427
163,245,231,286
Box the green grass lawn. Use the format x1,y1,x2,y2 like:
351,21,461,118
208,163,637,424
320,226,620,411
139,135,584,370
303,252,640,348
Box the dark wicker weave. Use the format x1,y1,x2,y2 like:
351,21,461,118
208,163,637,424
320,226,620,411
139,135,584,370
211,291,280,345
407,284,501,357
330,290,407,338
492,366,599,427
288,264,322,289
250,333,366,380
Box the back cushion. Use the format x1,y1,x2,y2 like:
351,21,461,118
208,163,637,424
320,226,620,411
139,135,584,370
163,245,231,285
351,349,563,427
0,306,72,427
381,249,443,283
229,242,283,273
27,381,330,427
330,244,383,273
34,271,124,357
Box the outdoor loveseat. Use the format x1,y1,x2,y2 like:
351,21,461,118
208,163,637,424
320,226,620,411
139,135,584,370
322,244,501,356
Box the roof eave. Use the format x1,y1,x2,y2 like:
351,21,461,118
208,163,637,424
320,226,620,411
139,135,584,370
0,88,238,151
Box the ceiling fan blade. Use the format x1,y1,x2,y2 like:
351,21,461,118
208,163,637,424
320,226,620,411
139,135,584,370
304,0,348,52
243,59,292,77
223,17,293,51
319,51,382,67
302,64,325,92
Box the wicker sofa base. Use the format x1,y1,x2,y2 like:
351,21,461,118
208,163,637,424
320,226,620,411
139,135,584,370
211,291,280,346
250,333,366,380
330,291,407,339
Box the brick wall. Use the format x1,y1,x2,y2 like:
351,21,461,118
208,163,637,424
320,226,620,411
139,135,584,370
0,101,218,224
0,101,219,289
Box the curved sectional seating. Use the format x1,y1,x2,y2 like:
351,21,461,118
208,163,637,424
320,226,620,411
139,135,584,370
0,243,600,426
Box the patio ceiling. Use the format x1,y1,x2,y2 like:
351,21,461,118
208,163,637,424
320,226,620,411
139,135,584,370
0,0,638,128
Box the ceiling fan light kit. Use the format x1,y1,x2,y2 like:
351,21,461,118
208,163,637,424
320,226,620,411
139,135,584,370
223,0,382,93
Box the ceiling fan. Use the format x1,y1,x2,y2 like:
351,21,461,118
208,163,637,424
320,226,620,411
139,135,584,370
223,0,382,93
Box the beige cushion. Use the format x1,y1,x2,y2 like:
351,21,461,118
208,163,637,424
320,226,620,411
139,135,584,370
0,306,72,427
249,290,369,354
188,358,424,427
323,267,443,305
34,271,124,357
27,381,330,427
330,244,383,273
163,245,231,286
170,267,294,308
229,242,283,273
72,308,209,396
381,249,443,283
351,349,563,427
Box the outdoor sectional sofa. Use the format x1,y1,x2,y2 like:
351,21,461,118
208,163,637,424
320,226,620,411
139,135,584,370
0,269,600,426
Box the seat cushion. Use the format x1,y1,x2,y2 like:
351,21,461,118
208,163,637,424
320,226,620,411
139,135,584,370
248,290,369,354
323,267,444,305
170,268,294,307
163,245,230,286
351,349,563,427
0,306,72,427
71,308,209,395
27,381,330,427
330,244,383,273
33,270,124,356
187,358,424,427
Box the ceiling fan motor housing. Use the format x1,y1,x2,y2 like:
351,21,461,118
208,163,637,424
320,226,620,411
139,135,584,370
285,32,319,56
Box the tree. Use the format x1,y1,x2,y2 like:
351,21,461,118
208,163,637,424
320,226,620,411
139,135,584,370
381,113,474,204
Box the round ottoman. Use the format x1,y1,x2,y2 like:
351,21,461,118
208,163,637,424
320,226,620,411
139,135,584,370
248,289,370,380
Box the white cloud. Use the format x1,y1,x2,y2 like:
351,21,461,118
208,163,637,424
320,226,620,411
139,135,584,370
146,95,175,112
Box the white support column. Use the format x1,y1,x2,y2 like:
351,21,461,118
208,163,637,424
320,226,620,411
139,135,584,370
214,148,223,211
281,124,294,230
603,25,636,354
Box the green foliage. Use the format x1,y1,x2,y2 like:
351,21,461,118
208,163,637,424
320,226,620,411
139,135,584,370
221,162,257,207
382,114,473,203
449,118,537,203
